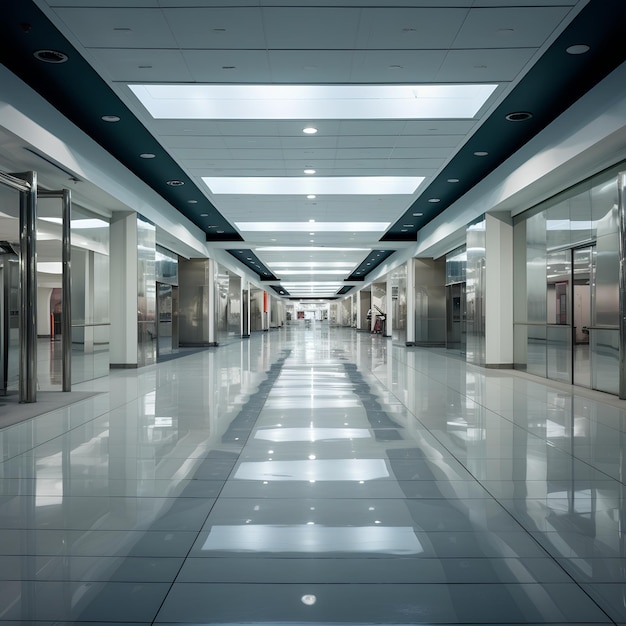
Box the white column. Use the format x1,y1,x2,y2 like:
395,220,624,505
110,213,138,366
485,213,514,367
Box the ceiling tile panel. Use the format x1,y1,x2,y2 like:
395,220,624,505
262,7,361,49
89,49,193,82
182,50,272,83
349,50,446,83
355,8,469,49
435,48,537,82
389,147,451,160
279,137,339,150
53,7,178,48
392,135,465,149
267,51,355,83
162,7,266,49
401,120,477,135
452,7,573,49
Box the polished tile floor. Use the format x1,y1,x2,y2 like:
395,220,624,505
1,322,626,625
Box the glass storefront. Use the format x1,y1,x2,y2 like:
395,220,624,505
514,169,620,394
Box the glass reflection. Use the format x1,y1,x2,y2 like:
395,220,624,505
201,525,423,554
254,428,371,442
234,459,389,481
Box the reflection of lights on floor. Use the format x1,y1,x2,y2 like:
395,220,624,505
301,594,317,606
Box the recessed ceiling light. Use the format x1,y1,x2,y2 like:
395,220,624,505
101,115,120,123
505,111,533,122
216,230,224,234
428,198,440,203
401,229,407,232
34,49,68,64
129,84,499,120
203,176,424,195
566,44,590,55
474,151,488,157
167,180,185,186
140,153,156,158
447,178,459,183
200,213,209,216
413,212,423,217
304,169,316,175
303,127,318,134
403,224,413,227
307,194,316,199
188,200,198,204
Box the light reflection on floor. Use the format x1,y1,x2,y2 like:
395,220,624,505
0,322,625,624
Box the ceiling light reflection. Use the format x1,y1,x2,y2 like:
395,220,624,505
254,427,371,442
234,459,388,481
201,524,423,554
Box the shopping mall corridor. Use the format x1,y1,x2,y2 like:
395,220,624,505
1,323,625,625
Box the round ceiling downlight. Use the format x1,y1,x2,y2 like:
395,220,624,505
505,111,533,122
566,44,590,55
166,180,185,186
34,49,68,64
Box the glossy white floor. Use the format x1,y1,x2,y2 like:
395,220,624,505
1,322,626,625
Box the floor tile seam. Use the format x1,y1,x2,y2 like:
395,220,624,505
397,346,626,419
149,351,293,624
443,473,622,624
0,393,145,465
340,370,622,611
369,362,626,487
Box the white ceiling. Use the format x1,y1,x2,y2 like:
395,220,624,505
32,0,585,297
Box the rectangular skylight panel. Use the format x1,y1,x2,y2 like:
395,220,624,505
129,84,497,120
204,176,423,195
277,270,349,275
235,222,389,232
267,262,356,268
256,247,370,252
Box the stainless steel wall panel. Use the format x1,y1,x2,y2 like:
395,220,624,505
178,258,212,345
136,216,156,366
216,264,229,344
591,328,619,395
157,282,173,356
466,218,486,366
594,187,619,327
546,325,571,383
391,263,407,345
228,274,242,336
156,247,178,285
414,258,446,346
526,212,547,324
